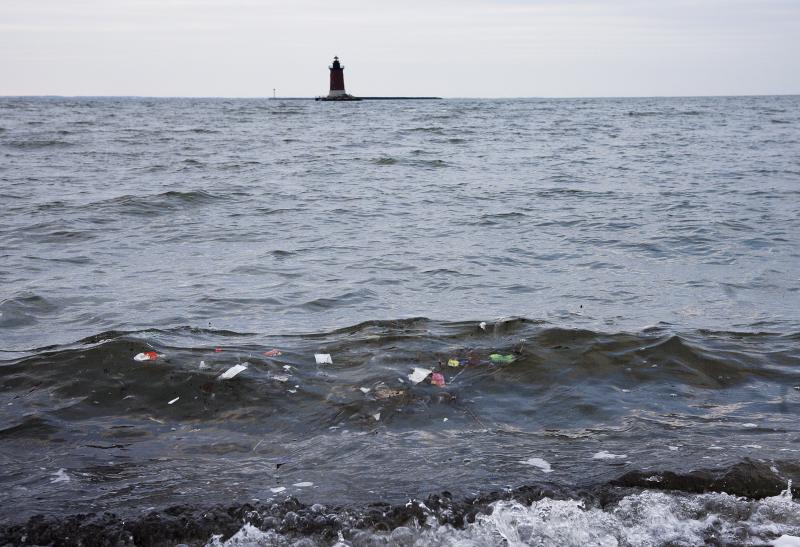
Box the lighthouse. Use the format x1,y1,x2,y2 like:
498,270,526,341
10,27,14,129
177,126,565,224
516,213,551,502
316,56,361,101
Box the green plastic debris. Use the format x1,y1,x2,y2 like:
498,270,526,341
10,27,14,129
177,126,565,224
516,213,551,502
489,353,516,364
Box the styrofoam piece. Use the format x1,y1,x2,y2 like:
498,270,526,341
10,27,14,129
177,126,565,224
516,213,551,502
218,363,247,380
408,367,432,384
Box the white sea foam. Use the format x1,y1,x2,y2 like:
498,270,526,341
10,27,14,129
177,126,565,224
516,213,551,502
209,483,800,546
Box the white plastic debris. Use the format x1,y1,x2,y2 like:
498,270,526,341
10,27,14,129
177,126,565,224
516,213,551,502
270,486,286,493
199,360,209,369
315,354,333,365
520,457,552,473
283,365,292,371
168,397,180,405
272,374,289,383
408,367,432,384
479,322,487,330
293,482,313,487
359,387,371,394
133,351,158,362
218,364,247,380
372,412,381,421
50,469,70,483
592,451,627,460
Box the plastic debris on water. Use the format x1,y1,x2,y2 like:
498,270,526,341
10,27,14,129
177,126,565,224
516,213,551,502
315,353,333,365
50,468,70,483
489,353,516,364
133,351,158,362
270,486,286,493
263,349,282,357
168,397,179,405
293,482,313,487
592,451,627,460
447,358,460,368
218,363,247,380
359,387,371,394
479,321,487,330
408,367,433,384
520,457,553,473
431,372,446,387
372,412,381,421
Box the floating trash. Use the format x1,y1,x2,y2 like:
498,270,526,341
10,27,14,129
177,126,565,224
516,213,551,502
271,374,289,383
372,412,381,421
168,397,180,405
315,353,333,365
489,353,516,364
431,372,446,387
50,469,70,484
592,451,627,460
375,386,404,399
520,457,552,473
293,482,313,487
408,367,432,384
479,321,487,330
215,348,223,353
264,349,282,357
218,364,247,380
270,486,286,493
359,387,371,394
447,358,460,368
133,351,158,362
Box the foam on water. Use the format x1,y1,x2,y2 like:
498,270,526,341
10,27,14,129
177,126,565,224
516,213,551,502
211,484,800,546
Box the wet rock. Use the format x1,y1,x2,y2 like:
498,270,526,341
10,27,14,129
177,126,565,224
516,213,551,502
611,459,800,499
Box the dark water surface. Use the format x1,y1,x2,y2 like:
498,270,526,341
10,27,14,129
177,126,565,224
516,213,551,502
1,96,800,545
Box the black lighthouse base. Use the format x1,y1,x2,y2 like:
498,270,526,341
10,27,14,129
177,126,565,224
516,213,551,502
315,94,362,101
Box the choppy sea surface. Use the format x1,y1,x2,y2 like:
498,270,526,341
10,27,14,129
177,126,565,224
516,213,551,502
1,95,799,546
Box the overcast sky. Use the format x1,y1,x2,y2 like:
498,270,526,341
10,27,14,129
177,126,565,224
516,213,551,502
1,0,798,97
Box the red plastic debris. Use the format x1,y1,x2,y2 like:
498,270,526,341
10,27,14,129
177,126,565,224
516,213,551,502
263,349,282,357
133,351,158,362
215,348,223,353
431,372,446,387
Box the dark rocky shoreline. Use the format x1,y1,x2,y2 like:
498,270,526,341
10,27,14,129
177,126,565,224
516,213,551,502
3,459,796,547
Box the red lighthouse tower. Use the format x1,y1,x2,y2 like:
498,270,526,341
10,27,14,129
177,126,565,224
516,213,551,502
317,56,361,101
329,56,346,97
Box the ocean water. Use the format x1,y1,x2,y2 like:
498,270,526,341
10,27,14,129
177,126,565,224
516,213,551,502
1,95,799,546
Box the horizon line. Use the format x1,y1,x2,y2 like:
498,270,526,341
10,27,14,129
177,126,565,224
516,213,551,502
1,93,799,100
